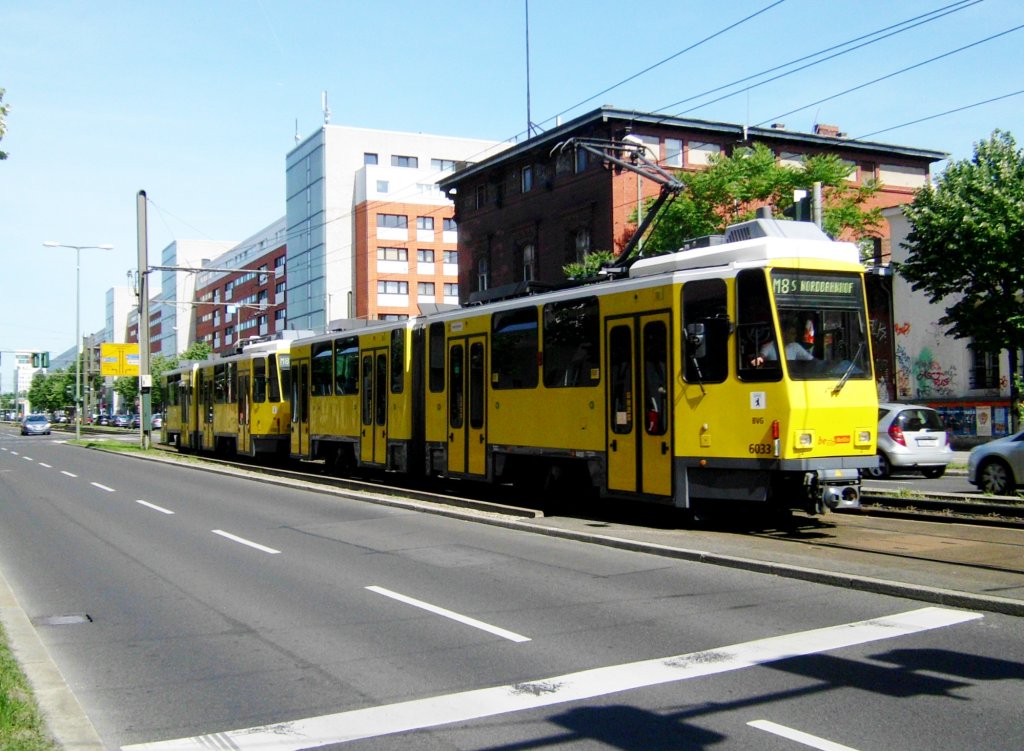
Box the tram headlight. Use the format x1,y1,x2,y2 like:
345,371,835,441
793,430,815,451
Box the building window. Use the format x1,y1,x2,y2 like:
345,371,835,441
376,180,389,193
377,247,408,261
521,165,533,192
418,282,435,296
444,283,458,297
364,152,378,165
377,214,408,229
665,138,683,167
477,256,490,291
443,218,457,232
417,249,435,263
522,243,536,281
573,228,591,263
416,216,434,231
475,185,486,209
432,158,456,171
377,280,408,294
970,344,1000,390
443,250,458,264
688,141,721,166
575,148,588,173
392,154,419,168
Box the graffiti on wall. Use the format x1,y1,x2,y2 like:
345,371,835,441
895,340,958,398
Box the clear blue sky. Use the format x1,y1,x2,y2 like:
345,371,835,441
2,0,1021,361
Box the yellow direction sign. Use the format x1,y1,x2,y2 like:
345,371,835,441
100,343,140,377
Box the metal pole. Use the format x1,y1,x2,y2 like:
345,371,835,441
75,246,82,441
137,190,151,450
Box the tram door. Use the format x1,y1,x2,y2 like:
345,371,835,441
447,336,487,477
290,360,309,457
605,313,673,497
237,373,251,454
200,370,215,451
360,348,389,465
180,377,195,450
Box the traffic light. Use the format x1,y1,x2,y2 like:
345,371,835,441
782,189,812,222
31,352,50,368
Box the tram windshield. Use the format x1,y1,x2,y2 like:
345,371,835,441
770,269,871,382
737,268,871,383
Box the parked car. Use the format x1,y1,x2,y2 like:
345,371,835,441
111,414,133,428
967,430,1024,495
151,413,163,429
867,403,953,479
130,414,140,429
21,414,51,436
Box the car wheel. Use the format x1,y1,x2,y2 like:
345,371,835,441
977,458,1014,495
921,466,945,479
866,452,890,479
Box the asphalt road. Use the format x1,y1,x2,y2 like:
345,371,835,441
0,432,1021,751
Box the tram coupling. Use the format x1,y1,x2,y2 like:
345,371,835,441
803,469,861,515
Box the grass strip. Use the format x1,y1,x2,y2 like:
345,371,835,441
0,621,58,751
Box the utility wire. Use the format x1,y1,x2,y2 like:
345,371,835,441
851,88,1024,141
655,0,980,116
759,22,1024,126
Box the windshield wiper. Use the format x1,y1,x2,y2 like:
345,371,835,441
832,342,865,395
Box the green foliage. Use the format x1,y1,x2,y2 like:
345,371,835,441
638,142,881,257
180,340,212,362
0,621,59,750
563,250,616,279
113,375,138,408
0,88,8,161
26,371,73,414
898,130,1024,355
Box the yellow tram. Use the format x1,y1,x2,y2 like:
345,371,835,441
285,218,875,514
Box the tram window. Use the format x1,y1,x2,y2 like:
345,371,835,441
643,321,669,435
167,375,179,406
682,279,729,383
253,358,268,403
469,342,485,429
428,322,445,392
334,336,359,395
361,355,373,426
227,362,237,403
214,364,227,403
390,328,405,394
543,296,600,388
311,341,333,396
609,326,633,435
278,355,290,403
268,354,281,402
449,345,464,429
492,306,538,389
736,269,782,382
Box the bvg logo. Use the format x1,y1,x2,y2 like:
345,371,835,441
818,435,851,446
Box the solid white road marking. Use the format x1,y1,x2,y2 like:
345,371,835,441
136,500,175,515
749,720,861,750
122,607,981,751
91,482,115,493
366,585,531,643
61,471,77,478
212,530,281,555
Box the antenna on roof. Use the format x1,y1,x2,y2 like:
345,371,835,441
321,91,331,125
294,118,300,144
524,0,540,138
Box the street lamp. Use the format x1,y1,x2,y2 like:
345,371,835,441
43,241,114,440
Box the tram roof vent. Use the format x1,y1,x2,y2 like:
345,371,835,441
724,218,830,244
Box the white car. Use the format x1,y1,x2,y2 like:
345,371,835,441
867,403,953,479
967,430,1024,495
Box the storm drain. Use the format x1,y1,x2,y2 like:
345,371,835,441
33,614,93,626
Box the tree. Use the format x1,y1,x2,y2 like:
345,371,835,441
638,142,882,256
0,88,8,160
898,130,1024,430
180,340,212,362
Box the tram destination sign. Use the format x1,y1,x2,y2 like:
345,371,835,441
771,270,863,309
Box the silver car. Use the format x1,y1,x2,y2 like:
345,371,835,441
21,414,52,436
867,403,952,479
967,430,1024,495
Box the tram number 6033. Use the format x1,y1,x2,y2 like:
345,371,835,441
749,443,773,455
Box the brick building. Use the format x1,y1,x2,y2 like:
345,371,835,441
438,106,946,302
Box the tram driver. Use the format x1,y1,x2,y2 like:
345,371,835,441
751,317,815,367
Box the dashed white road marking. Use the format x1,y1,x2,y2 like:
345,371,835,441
22,456,33,461
91,482,116,493
61,471,77,478
212,529,280,555
136,500,175,515
122,607,981,751
749,720,861,750
367,585,530,643
38,462,52,468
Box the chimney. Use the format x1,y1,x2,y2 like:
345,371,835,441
813,123,841,137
